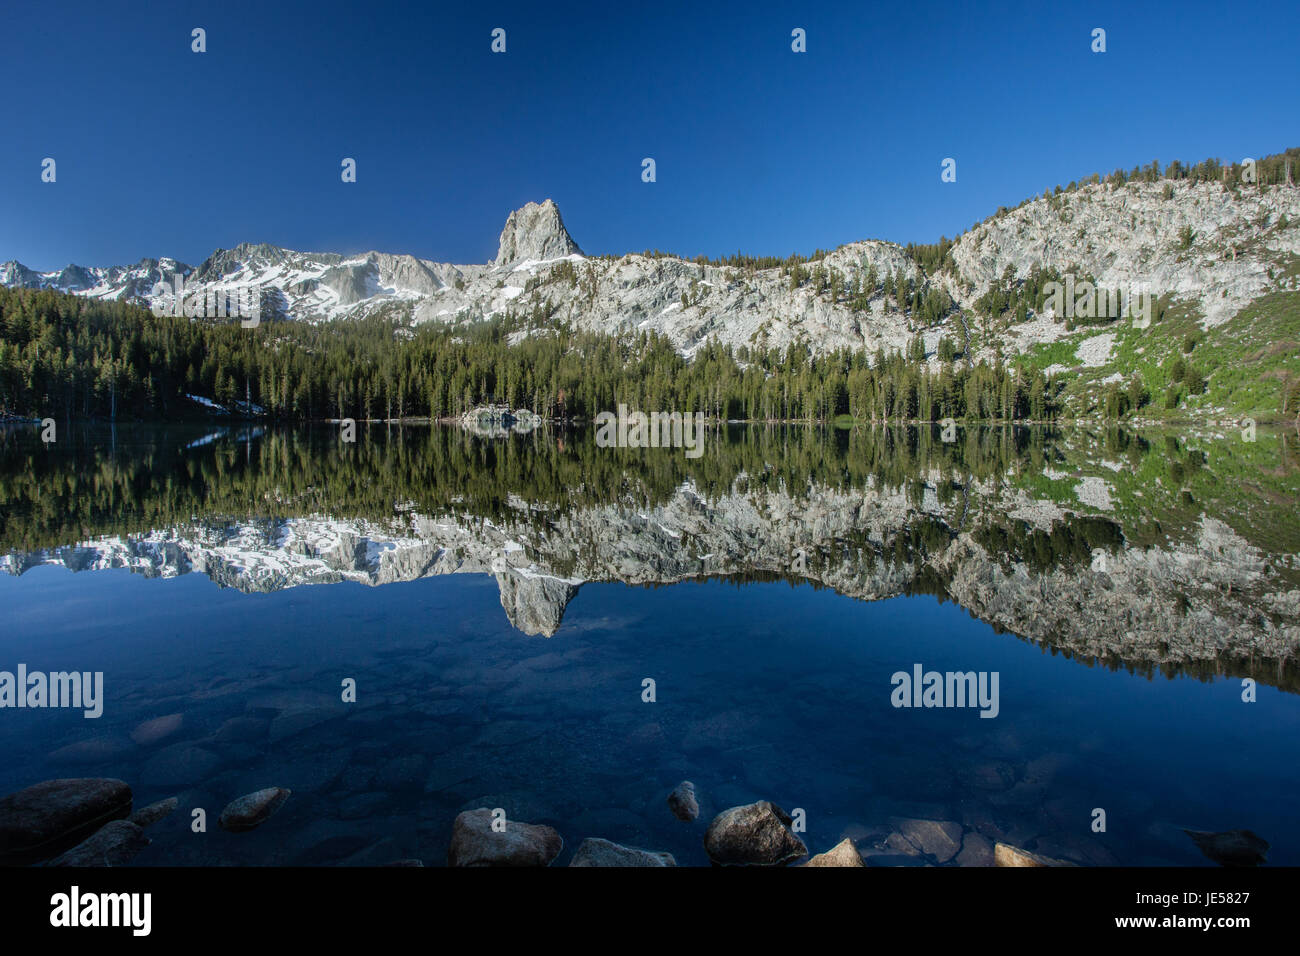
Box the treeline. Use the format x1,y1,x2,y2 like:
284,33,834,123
1092,147,1300,190
982,147,1300,226
595,236,958,279
0,286,1059,424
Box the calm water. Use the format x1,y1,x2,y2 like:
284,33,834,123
1,422,1298,865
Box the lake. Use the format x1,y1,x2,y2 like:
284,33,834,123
1,421,1298,866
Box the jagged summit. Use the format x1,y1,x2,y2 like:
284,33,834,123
494,199,582,268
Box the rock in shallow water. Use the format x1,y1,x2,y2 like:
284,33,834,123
448,808,563,867
49,820,150,866
956,832,995,866
128,797,179,829
803,838,865,867
993,842,1073,867
889,818,964,863
704,801,807,866
130,713,183,746
139,743,221,789
0,778,133,865
1183,829,1269,867
667,781,699,822
47,736,134,766
212,716,269,745
219,788,291,833
569,838,676,867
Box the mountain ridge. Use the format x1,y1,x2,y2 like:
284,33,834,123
4,150,1299,368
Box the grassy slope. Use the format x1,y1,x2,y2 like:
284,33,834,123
1011,254,1300,423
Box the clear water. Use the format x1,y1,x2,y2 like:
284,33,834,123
1,423,1298,866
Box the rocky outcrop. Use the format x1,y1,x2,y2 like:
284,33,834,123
951,180,1300,331
494,199,582,267
0,778,133,865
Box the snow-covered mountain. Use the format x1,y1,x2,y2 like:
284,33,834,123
5,185,1299,360
0,257,191,303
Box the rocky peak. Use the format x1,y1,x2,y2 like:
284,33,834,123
0,261,39,286
494,199,582,268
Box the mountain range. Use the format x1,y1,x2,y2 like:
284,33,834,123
5,170,1299,371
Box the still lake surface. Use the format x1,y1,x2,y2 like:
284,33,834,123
1,422,1298,866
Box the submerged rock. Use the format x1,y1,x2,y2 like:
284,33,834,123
704,801,807,866
268,706,338,743
130,713,184,746
569,838,676,867
956,832,995,867
212,716,269,745
889,818,964,863
859,846,932,867
884,832,924,857
128,797,179,828
803,838,865,867
219,787,291,833
1183,829,1269,867
0,778,132,865
667,781,699,822
139,743,221,788
448,809,563,867
49,820,150,867
47,736,134,766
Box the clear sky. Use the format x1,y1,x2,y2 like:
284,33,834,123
2,0,1295,270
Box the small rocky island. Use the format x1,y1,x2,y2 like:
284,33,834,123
457,405,543,438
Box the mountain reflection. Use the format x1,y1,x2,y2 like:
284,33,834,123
2,421,1298,691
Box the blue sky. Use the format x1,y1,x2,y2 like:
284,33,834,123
2,0,1295,270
